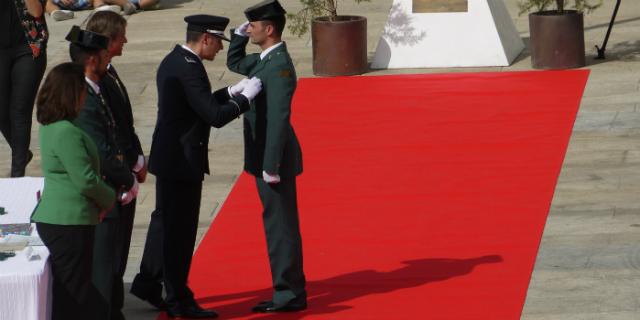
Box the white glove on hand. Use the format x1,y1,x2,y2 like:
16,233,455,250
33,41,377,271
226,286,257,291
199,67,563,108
229,78,249,96
240,77,262,102
120,174,139,205
235,21,250,36
262,170,281,184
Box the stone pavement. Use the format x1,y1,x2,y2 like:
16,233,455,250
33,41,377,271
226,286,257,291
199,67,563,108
0,0,638,319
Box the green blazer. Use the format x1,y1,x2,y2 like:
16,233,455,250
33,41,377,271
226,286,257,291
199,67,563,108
227,34,303,178
32,120,115,225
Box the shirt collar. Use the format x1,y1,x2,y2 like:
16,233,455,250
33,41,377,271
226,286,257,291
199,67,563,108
260,42,283,60
85,77,100,95
181,44,201,61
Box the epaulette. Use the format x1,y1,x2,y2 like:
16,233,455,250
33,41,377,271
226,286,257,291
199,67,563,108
184,56,197,64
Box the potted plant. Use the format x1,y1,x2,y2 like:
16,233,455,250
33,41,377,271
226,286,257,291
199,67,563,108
287,0,370,76
519,0,602,69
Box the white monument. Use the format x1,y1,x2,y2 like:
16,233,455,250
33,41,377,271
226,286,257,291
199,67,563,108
371,0,524,69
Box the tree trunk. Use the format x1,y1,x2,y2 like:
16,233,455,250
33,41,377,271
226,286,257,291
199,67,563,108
326,0,337,19
556,0,565,13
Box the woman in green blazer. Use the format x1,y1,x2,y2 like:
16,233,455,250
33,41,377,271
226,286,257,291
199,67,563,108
32,62,115,320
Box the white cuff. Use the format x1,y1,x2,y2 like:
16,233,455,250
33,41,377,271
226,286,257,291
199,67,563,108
132,155,144,173
262,170,281,184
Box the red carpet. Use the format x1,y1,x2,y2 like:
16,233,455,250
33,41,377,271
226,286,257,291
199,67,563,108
157,70,589,319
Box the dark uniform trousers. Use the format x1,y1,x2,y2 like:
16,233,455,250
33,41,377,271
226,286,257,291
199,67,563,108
255,176,306,305
36,223,108,320
156,177,203,305
134,208,163,290
92,199,136,320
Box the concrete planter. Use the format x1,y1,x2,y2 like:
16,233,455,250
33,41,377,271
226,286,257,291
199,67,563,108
311,15,368,76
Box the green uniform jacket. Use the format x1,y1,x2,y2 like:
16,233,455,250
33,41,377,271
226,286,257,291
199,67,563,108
227,34,303,178
75,88,134,218
32,120,115,225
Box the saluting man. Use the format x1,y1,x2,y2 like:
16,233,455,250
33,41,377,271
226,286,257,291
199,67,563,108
132,14,262,319
227,0,307,313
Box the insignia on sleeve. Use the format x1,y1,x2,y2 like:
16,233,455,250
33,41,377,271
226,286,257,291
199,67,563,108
279,69,291,78
184,56,197,64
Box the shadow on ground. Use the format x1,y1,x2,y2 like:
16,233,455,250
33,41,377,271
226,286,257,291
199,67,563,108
181,255,504,319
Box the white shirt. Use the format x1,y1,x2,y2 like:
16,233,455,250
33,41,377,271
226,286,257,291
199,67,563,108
85,77,100,94
181,44,201,60
260,42,283,60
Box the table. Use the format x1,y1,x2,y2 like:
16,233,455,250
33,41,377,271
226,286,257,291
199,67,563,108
0,246,51,320
0,177,43,224
0,177,50,320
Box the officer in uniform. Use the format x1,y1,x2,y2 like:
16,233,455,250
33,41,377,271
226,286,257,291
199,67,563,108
227,0,307,313
85,11,146,320
68,25,139,320
133,14,262,319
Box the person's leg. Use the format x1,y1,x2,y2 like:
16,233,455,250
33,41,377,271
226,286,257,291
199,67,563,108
0,49,12,148
94,0,136,14
45,0,61,14
256,177,306,307
46,0,75,21
110,200,135,320
130,206,165,307
98,0,127,6
92,0,106,8
37,223,109,320
9,48,46,177
137,0,159,10
92,215,121,320
160,178,202,309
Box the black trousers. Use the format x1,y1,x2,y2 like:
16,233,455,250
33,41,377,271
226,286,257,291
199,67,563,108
92,200,136,320
36,222,108,320
156,178,202,308
131,207,164,297
0,45,46,177
255,176,306,306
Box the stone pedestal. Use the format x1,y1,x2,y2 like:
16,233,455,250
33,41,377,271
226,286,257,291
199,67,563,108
372,0,524,68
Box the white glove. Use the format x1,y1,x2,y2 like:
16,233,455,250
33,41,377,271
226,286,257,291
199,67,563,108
240,77,262,102
235,21,250,37
132,154,145,173
228,78,249,96
262,170,280,184
120,174,139,205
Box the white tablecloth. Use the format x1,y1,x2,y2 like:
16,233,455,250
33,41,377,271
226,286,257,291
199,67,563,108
0,177,44,224
0,246,51,320
0,177,50,320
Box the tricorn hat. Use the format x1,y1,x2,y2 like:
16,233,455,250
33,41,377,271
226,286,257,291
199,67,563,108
185,15,231,42
65,25,109,50
244,0,286,22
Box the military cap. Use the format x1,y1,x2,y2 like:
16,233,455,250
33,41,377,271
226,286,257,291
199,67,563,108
185,15,231,42
65,25,109,50
244,0,286,22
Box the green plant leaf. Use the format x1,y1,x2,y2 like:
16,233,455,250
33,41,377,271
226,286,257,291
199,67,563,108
287,0,369,37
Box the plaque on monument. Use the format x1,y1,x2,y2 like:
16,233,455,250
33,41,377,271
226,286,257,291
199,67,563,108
413,0,468,13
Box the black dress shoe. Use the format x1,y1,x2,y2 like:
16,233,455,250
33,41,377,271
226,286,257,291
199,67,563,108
251,300,307,313
167,304,218,319
10,150,33,177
